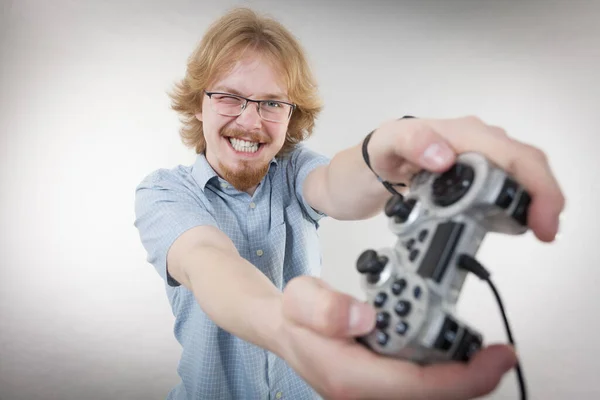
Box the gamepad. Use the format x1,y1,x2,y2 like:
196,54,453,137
356,151,531,364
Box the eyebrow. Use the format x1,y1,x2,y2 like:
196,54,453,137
212,86,289,101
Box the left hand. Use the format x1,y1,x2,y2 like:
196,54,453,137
281,276,518,400
366,116,565,242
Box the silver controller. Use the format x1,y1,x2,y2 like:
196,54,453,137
356,152,531,364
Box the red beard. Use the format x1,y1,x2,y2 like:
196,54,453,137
218,126,272,192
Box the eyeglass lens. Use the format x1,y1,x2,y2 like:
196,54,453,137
209,93,291,122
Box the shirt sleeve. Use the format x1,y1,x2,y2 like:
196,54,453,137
289,145,331,223
134,170,218,287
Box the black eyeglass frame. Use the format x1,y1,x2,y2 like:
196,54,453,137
204,90,296,122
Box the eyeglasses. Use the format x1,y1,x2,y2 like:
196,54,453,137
204,90,296,123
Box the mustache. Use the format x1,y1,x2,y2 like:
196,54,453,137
220,127,271,144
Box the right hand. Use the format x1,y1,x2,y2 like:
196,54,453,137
280,276,518,400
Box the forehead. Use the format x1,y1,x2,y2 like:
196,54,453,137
210,54,288,100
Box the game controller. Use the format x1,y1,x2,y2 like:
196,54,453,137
356,151,531,364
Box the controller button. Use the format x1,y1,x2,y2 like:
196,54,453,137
434,316,459,351
391,279,407,296
356,249,388,283
409,249,419,262
373,292,388,308
405,238,416,250
376,311,390,329
511,191,531,226
376,330,389,346
418,229,428,242
495,177,519,209
395,321,409,335
452,328,483,362
417,221,465,283
384,195,417,223
431,163,475,207
394,300,412,317
413,286,422,299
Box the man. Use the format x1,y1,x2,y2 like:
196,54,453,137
134,7,564,400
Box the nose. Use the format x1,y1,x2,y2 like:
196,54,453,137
236,102,262,131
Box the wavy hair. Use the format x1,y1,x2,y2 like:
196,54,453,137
168,7,323,156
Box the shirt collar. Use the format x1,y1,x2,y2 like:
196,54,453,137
191,153,279,191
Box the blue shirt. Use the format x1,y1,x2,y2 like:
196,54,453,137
134,144,330,400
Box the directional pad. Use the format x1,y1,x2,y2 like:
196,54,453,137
376,331,389,346
376,312,390,329
395,321,409,335
391,279,407,295
363,271,428,352
374,292,388,308
394,300,412,317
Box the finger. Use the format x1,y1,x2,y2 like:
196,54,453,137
335,343,517,400
430,117,565,242
413,344,518,400
282,276,376,337
382,118,458,172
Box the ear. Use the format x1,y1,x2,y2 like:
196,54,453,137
195,112,203,122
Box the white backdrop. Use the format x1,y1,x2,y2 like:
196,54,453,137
1,0,598,399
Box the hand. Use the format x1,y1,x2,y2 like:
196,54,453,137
366,116,565,242
280,276,518,400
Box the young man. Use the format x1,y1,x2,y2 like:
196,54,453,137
134,7,564,400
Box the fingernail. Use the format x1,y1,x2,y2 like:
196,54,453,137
348,302,375,335
420,142,454,168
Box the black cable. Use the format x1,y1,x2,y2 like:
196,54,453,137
457,254,527,400
361,115,415,197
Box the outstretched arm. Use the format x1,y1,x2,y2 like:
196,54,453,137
304,116,564,242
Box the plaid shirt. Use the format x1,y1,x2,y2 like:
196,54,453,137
134,145,330,399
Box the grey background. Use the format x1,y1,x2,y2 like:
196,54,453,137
1,0,598,399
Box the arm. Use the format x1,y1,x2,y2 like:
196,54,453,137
304,116,564,241
303,142,391,221
303,118,420,221
166,224,287,358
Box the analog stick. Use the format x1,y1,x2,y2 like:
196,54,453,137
431,163,475,207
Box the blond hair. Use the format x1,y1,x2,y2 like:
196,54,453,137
168,7,323,156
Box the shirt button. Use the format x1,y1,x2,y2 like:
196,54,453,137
275,392,282,399
256,249,264,256
249,202,256,209
220,182,228,188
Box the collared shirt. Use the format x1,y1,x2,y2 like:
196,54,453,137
134,144,330,400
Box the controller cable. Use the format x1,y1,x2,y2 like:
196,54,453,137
457,254,527,400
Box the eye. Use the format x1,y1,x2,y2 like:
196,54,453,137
213,94,243,105
263,101,283,109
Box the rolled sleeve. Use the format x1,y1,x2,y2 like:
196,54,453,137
134,170,218,286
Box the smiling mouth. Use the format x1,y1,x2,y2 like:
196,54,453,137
227,137,262,153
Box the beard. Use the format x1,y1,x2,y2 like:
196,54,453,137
218,126,273,192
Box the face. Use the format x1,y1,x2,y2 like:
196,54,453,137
196,53,290,193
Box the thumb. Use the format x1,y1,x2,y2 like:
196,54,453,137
282,276,376,337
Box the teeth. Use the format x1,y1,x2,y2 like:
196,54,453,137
229,138,259,153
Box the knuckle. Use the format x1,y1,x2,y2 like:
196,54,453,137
463,115,484,126
526,144,548,163
400,120,440,158
490,126,508,138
